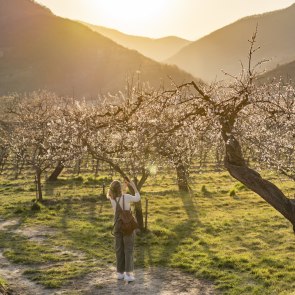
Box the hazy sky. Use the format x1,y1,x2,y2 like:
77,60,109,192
35,0,295,40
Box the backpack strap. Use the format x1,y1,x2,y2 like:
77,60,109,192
115,195,122,211
122,194,131,212
114,194,129,213
111,195,122,236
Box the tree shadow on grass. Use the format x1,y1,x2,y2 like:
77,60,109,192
156,191,200,262
43,177,87,197
56,198,114,260
137,190,221,293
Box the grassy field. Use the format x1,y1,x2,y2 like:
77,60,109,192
0,169,295,294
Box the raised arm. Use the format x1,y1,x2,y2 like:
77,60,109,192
126,180,140,202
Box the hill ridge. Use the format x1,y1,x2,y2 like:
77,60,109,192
0,0,196,99
166,2,295,82
81,21,191,62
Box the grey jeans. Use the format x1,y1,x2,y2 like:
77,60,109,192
114,230,135,273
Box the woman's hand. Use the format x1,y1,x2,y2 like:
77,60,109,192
124,179,138,192
129,180,139,194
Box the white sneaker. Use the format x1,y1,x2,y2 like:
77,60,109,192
124,273,135,282
117,273,124,280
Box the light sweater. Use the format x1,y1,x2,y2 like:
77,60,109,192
110,193,140,212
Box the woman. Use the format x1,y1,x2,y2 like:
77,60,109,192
108,179,140,282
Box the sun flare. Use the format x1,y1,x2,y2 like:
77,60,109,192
96,0,172,31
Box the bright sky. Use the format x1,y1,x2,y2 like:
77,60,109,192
35,0,295,40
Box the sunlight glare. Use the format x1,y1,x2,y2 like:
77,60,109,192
94,0,172,31
148,164,158,176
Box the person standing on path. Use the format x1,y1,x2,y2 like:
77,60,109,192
108,179,140,282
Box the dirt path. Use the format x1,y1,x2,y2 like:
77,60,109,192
55,267,215,295
0,218,20,231
0,251,52,295
0,218,216,295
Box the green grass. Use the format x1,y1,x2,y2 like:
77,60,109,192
0,170,295,293
23,261,99,289
0,277,8,291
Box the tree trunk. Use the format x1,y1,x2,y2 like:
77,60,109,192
0,148,8,174
175,161,190,192
36,169,43,202
126,181,144,231
134,200,144,230
223,134,295,232
131,171,150,231
95,159,100,177
137,170,150,192
14,156,24,180
47,161,64,181
76,159,81,175
0,156,7,174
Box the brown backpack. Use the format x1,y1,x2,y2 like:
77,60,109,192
114,195,139,236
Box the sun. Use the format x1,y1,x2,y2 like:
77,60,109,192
35,0,178,38
99,0,166,21
94,0,172,35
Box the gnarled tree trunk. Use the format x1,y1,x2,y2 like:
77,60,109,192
223,134,295,232
175,161,189,192
35,168,43,202
131,171,149,231
47,161,64,181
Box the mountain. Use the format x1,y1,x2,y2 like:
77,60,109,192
80,22,191,62
0,0,195,99
166,3,295,82
259,60,295,83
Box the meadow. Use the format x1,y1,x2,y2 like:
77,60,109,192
0,167,295,294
